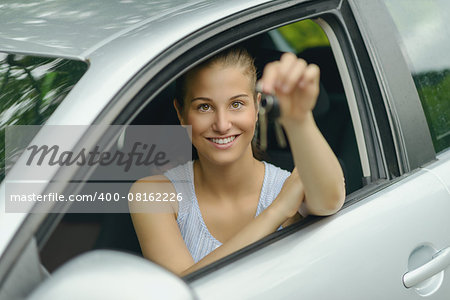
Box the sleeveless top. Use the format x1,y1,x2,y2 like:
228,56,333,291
164,161,291,263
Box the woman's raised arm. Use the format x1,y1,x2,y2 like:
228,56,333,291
259,52,346,216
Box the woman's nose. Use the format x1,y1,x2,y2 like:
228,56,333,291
212,110,232,133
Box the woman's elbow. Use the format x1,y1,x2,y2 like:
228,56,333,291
325,190,345,215
307,184,345,216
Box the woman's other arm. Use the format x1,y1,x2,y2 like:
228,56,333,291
129,175,195,275
130,172,304,276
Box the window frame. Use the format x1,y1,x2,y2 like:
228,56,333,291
30,0,408,283
105,0,395,280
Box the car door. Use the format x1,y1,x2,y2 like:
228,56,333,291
176,1,450,299
54,0,446,298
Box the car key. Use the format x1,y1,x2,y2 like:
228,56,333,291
258,104,268,150
255,83,287,150
274,118,287,149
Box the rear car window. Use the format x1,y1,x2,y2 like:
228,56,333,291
0,53,88,179
383,0,450,153
278,19,330,53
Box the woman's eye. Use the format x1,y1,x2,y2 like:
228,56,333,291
198,103,211,112
231,101,243,109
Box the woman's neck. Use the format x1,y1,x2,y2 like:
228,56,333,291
194,150,264,202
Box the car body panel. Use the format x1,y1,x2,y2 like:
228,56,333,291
0,198,26,263
0,0,268,59
424,149,450,194
191,162,450,299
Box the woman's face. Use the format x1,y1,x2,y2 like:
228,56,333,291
177,64,259,166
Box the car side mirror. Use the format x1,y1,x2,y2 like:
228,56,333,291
27,250,195,300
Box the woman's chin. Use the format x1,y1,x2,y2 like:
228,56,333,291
201,152,240,166
199,147,254,167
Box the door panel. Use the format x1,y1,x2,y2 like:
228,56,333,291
426,150,450,193
191,166,450,299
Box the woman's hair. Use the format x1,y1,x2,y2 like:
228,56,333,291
175,47,257,111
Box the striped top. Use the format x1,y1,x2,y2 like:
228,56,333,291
164,160,291,263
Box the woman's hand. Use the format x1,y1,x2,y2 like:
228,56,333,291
259,52,320,124
270,167,305,220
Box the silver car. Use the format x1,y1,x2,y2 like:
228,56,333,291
1,0,449,299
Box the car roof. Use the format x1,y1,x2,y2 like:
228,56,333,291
0,0,270,60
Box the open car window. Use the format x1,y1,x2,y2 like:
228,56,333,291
38,17,366,277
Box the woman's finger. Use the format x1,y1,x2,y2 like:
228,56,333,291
275,53,300,93
299,63,320,89
279,58,307,94
259,61,280,94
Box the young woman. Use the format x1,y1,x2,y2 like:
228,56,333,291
130,47,345,276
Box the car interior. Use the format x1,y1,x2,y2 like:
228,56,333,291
37,19,364,276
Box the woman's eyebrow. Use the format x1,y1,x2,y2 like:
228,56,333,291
190,94,249,103
230,94,250,100
190,97,212,103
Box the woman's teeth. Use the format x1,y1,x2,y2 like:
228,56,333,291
210,136,236,144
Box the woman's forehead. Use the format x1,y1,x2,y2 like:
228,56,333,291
187,65,254,97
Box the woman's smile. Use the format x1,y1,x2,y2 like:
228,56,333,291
206,134,241,149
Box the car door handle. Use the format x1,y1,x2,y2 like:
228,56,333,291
403,246,450,288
